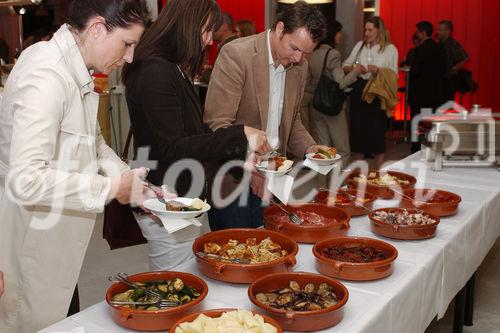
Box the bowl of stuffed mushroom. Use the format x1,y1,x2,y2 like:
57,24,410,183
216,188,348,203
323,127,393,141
248,272,348,331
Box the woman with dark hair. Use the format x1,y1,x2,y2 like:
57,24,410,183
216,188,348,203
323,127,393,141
301,20,362,162
0,1,151,332
123,0,270,271
343,16,398,169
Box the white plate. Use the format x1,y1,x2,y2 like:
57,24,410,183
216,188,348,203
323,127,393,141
305,152,342,166
256,160,293,177
143,197,210,219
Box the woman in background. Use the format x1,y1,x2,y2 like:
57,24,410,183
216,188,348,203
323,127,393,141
301,20,363,163
0,1,151,331
123,0,269,272
235,19,256,37
343,16,398,169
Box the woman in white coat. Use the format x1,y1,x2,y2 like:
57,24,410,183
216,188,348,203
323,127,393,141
0,1,152,332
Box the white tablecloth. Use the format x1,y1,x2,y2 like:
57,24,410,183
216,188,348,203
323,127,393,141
39,154,500,333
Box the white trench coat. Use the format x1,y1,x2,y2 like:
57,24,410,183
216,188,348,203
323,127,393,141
0,24,128,332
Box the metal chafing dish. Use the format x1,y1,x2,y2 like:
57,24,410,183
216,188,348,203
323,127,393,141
418,109,500,171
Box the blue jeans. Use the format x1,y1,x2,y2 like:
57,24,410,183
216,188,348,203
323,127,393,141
208,191,264,231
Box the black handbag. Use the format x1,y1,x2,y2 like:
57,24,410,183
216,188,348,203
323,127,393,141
312,48,348,116
102,128,147,250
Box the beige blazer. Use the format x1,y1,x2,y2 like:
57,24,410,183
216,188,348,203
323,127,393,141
204,31,315,158
0,25,128,333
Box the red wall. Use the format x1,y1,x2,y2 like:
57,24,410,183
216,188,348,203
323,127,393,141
380,0,500,113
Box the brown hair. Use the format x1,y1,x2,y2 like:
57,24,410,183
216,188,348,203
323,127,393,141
366,16,392,53
272,1,326,44
235,20,256,37
122,0,221,82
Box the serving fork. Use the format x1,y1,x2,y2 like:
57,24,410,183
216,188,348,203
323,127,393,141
109,299,180,308
108,272,163,300
271,198,303,225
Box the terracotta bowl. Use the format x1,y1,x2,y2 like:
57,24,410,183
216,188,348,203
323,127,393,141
170,308,283,332
192,228,298,284
313,237,398,281
105,271,208,331
248,272,349,332
264,203,350,244
313,189,375,216
399,188,462,217
346,170,417,199
368,208,440,240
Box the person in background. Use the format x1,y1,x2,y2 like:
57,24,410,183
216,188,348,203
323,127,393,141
200,12,237,83
122,0,270,271
213,12,238,50
23,28,53,48
343,16,398,170
400,32,421,68
0,0,152,332
409,21,446,153
0,38,8,63
204,1,328,231
436,20,469,101
301,20,361,162
235,19,257,38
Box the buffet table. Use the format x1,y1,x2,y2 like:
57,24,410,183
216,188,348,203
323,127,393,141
39,153,500,333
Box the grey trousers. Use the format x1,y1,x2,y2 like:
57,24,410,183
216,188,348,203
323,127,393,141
309,104,351,162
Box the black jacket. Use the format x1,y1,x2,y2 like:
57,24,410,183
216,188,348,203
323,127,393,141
125,57,248,197
409,38,447,110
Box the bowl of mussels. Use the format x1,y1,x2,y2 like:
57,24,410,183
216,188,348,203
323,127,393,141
248,272,348,332
106,271,208,331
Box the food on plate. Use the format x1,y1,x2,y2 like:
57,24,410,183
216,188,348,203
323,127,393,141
321,244,389,263
203,237,288,264
373,210,437,225
352,172,410,186
166,198,205,211
255,281,339,311
312,147,337,160
111,278,200,310
327,192,370,205
175,309,277,333
407,191,455,203
272,210,338,226
267,156,293,172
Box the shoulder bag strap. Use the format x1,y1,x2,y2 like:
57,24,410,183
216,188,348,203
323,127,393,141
354,42,365,64
320,47,333,74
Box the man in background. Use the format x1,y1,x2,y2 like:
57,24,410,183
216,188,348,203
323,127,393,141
436,20,469,101
214,12,238,51
409,21,446,152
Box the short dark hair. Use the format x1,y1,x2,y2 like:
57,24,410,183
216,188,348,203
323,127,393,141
439,20,453,32
416,21,433,37
221,12,234,29
68,0,150,32
272,1,327,44
322,20,343,48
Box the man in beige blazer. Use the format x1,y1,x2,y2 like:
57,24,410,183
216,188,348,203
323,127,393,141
204,1,328,230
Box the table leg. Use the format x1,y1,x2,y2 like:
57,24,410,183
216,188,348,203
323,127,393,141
464,273,476,326
453,286,466,333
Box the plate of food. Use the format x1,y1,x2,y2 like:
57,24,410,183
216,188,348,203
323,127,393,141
257,156,294,176
305,148,341,166
143,197,211,219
